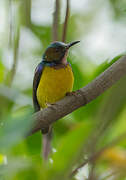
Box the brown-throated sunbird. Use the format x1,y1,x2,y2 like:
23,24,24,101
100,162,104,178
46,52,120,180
33,41,80,159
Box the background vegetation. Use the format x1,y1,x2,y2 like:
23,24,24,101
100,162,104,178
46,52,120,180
1,0,126,179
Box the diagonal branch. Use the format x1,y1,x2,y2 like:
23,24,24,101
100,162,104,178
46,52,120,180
28,55,126,136
52,0,60,41
62,0,70,42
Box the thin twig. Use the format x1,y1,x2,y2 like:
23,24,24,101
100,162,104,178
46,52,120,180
8,25,20,87
88,162,96,180
8,0,13,47
101,170,117,180
28,55,126,136
52,0,60,41
62,0,70,42
24,0,31,26
70,131,126,177
21,0,31,26
7,1,21,87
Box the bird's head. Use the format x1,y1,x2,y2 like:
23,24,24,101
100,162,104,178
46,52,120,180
42,41,80,64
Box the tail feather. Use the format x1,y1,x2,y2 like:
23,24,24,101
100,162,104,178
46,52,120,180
42,127,52,160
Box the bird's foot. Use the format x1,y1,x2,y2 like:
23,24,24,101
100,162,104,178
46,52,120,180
66,91,76,96
46,102,56,107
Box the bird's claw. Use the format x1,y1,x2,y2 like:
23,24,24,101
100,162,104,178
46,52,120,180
46,103,56,107
66,91,76,96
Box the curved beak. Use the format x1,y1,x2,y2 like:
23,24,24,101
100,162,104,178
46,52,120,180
67,40,80,49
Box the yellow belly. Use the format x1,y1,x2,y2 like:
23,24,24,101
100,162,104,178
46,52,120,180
37,64,74,108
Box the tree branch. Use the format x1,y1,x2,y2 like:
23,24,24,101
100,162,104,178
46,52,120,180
28,55,126,136
52,0,60,41
62,0,70,42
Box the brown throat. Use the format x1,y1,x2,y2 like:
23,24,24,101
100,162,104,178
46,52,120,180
53,62,68,69
53,51,68,69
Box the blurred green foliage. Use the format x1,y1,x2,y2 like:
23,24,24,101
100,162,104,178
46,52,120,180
110,0,126,20
1,0,126,179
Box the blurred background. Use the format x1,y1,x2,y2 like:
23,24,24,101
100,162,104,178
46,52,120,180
1,0,126,179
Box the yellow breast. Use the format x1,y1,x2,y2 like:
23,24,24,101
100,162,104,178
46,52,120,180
37,64,74,108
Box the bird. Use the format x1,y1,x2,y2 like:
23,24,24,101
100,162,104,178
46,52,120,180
33,41,80,159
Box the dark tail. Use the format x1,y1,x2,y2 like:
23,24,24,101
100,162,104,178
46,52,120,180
42,126,52,160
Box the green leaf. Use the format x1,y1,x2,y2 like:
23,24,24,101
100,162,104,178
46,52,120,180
0,61,5,83
0,158,31,180
0,110,33,152
46,122,92,180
